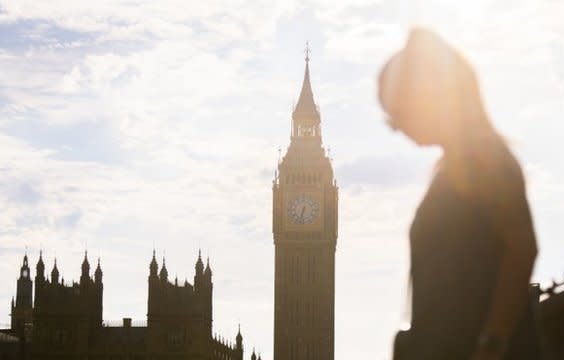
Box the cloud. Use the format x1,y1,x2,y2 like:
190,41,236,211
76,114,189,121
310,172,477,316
336,153,435,188
55,209,82,229
4,182,41,204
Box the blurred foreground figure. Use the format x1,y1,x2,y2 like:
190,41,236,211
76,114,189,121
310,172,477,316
379,28,542,360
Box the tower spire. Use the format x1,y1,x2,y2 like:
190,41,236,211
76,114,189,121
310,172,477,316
81,250,90,282
160,257,168,281
36,250,45,278
196,249,204,275
149,249,158,278
236,323,243,350
292,42,320,138
51,258,59,284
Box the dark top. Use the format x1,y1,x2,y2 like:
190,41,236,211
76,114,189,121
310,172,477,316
409,140,541,359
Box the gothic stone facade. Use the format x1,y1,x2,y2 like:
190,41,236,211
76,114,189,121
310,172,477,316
3,252,262,360
272,57,338,360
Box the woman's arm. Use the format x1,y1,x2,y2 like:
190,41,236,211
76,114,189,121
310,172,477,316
472,156,538,360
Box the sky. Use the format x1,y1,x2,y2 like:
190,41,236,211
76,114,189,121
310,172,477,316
0,0,563,359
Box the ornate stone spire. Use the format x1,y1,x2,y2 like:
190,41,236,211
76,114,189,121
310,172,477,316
159,257,168,281
95,258,103,283
195,249,204,275
36,250,45,278
293,43,319,120
291,42,321,140
149,249,158,277
81,251,90,275
204,257,212,277
51,259,59,284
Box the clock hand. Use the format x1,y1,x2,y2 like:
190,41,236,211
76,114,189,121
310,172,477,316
300,206,306,219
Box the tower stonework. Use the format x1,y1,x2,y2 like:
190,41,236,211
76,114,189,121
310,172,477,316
273,55,338,360
11,254,33,340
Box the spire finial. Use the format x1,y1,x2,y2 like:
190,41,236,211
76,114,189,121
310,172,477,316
305,41,311,63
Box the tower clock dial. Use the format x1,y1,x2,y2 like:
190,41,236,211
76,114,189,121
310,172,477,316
288,195,319,225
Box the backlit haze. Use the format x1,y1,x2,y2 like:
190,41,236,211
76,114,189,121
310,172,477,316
1,1,563,359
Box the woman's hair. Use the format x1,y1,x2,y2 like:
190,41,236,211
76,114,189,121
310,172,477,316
379,28,498,147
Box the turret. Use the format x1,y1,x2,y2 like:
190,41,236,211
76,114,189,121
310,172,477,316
194,250,204,292
196,250,204,275
205,257,212,280
236,325,243,348
51,259,59,284
94,258,103,284
149,250,158,279
159,257,168,282
147,252,159,317
80,251,90,284
251,348,257,360
93,258,104,327
236,324,243,359
35,251,45,306
36,251,45,280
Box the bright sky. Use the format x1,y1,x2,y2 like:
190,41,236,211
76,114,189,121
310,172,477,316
1,1,563,359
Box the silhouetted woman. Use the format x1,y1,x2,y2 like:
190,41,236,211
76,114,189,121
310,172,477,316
379,28,541,360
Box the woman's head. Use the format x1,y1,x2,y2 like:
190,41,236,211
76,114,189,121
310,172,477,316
378,28,492,148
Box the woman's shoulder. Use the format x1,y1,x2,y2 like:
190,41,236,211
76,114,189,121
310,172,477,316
441,134,525,199
469,135,526,200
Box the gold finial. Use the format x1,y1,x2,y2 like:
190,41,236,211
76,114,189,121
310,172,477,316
305,41,311,63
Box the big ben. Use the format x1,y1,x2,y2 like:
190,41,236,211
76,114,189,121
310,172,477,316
273,49,338,360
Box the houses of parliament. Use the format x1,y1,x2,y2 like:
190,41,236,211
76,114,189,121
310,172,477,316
0,53,337,360
0,250,262,360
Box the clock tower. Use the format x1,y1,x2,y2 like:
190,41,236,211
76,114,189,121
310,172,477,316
272,51,338,360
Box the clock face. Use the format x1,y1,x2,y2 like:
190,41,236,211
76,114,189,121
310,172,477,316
288,195,320,225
